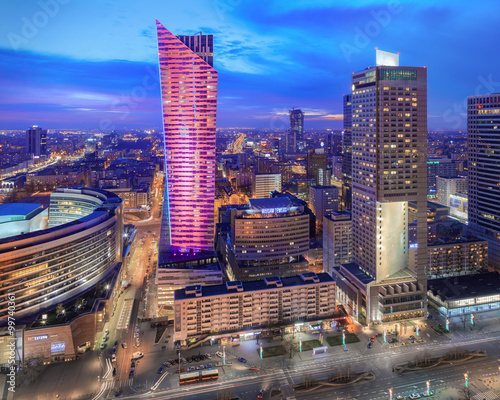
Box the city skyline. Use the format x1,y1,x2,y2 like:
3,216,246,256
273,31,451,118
1,0,500,130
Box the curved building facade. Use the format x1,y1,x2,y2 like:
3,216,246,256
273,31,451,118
0,188,123,324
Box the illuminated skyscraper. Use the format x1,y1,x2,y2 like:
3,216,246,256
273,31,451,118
342,94,352,209
290,108,304,152
156,20,218,252
333,50,428,325
26,125,47,157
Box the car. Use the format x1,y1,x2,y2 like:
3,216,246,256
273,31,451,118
370,336,375,342
181,357,187,364
237,357,247,363
376,333,382,337
205,353,212,359
100,343,106,350
215,351,223,358
421,391,434,397
367,342,373,349
112,348,116,354
131,352,144,360
396,396,404,400
129,368,134,377
250,366,259,370
199,355,206,361
196,365,205,370
102,336,108,342
157,366,164,374
257,390,264,399
389,338,398,344
112,354,117,362
121,343,127,349
113,367,116,376
176,367,184,373
163,361,172,367
207,363,213,369
408,394,421,399
215,362,223,367
226,361,233,365
114,341,118,347
188,366,196,372
409,335,416,340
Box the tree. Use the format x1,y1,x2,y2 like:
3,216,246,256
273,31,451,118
75,297,85,312
56,303,65,318
283,335,297,359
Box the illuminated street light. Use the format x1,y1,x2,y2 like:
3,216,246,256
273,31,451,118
383,330,387,343
446,318,450,331
260,345,263,359
426,380,430,396
389,387,393,400
416,325,419,336
470,313,475,325
299,339,302,353
223,346,226,365
464,372,469,388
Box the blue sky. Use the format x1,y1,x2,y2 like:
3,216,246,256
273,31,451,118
1,0,499,130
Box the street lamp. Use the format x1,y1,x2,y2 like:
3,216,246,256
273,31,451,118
299,339,302,353
389,387,393,400
383,330,387,343
223,345,226,365
259,345,263,359
426,380,430,396
470,313,475,326
464,371,469,389
416,325,419,336
446,318,450,331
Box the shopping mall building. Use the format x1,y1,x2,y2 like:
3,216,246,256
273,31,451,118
0,188,125,368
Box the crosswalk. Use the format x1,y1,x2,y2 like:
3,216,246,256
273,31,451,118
473,390,498,400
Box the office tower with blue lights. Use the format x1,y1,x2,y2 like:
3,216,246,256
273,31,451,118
467,93,500,268
333,50,428,325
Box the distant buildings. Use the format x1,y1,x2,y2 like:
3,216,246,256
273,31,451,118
173,273,336,342
309,185,339,233
435,176,467,207
252,172,281,198
307,148,330,186
26,125,47,157
467,93,500,268
427,157,457,196
290,108,304,152
156,20,217,253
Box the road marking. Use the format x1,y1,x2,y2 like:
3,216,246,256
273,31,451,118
117,298,134,330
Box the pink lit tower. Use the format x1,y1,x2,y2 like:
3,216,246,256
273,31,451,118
156,20,218,253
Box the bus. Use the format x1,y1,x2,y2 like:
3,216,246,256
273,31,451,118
201,369,219,381
179,369,219,385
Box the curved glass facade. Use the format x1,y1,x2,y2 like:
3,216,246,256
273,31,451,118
0,188,122,323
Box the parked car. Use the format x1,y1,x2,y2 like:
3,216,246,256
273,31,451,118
207,363,212,369
421,391,434,398
215,351,223,358
408,394,421,399
112,354,117,362
215,362,223,367
196,365,205,370
176,367,184,374
121,343,127,349
367,342,373,349
131,352,144,360
409,335,416,340
188,366,196,372
199,355,206,361
114,341,118,348
113,367,116,376
157,366,164,374
376,333,382,337
370,336,375,342
100,343,106,350
205,353,212,359
250,366,259,370
237,357,247,363
112,348,116,354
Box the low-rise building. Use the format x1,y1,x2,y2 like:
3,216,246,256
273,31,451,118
173,272,336,342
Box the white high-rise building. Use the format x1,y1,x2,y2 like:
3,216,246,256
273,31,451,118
252,173,281,198
332,50,428,325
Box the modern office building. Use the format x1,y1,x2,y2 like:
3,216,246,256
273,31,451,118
218,197,310,281
0,188,123,324
323,211,352,276
332,50,428,325
173,272,336,342
26,125,48,157
427,158,457,196
307,148,330,186
156,20,218,253
342,94,353,210
427,271,500,318
177,33,214,66
290,108,304,152
252,172,281,198
309,185,339,233
435,176,467,207
467,93,500,268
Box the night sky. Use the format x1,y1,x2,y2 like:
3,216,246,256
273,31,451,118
1,0,499,130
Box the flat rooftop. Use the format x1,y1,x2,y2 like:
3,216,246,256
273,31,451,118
428,272,500,301
174,272,334,300
341,262,374,285
0,203,44,224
